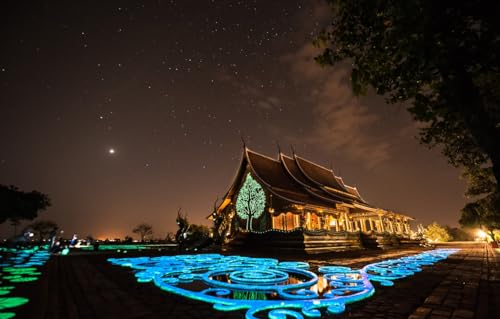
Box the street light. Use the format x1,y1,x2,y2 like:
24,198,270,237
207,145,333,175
476,229,487,240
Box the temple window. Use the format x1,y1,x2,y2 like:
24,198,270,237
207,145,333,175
309,213,320,230
272,212,299,230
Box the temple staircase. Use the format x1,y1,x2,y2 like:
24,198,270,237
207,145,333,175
360,232,380,249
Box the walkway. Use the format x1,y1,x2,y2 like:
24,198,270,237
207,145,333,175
18,243,500,319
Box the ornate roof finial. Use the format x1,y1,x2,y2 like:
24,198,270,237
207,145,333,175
276,141,282,155
239,132,246,148
290,144,296,156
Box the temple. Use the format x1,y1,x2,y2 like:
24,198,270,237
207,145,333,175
210,147,415,253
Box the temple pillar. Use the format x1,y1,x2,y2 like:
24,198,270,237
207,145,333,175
378,215,385,232
389,219,394,233
344,213,351,231
377,220,383,232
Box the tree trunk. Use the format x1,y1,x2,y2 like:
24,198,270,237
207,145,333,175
246,197,253,231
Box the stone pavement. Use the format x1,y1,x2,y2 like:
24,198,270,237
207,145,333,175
18,243,500,319
407,244,500,319
327,243,500,319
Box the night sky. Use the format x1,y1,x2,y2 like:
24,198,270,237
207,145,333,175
0,0,466,239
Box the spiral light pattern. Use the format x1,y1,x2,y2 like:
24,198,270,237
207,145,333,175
108,248,458,319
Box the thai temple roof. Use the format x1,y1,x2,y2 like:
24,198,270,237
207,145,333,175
213,146,413,220
243,147,369,209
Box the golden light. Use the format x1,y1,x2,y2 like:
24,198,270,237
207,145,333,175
476,229,487,239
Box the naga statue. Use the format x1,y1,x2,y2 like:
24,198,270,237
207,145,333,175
175,208,212,251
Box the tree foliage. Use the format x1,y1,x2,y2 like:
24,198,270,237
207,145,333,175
0,185,51,224
236,174,266,231
460,192,500,234
423,222,452,242
445,226,474,241
315,0,500,218
28,220,59,242
132,223,153,242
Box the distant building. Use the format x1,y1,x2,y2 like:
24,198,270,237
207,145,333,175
210,147,414,253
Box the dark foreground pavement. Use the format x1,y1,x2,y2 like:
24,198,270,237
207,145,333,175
19,243,500,319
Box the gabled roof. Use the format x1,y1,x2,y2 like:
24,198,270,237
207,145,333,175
280,153,360,204
280,154,314,188
212,147,414,220
246,149,338,207
294,155,349,192
217,147,376,211
247,150,303,193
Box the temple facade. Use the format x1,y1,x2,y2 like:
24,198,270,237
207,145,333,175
211,147,414,253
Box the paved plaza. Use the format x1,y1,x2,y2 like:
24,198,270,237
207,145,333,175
19,243,500,319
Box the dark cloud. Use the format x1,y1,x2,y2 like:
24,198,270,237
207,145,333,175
281,44,396,168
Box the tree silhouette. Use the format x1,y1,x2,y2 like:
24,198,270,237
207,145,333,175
236,174,265,231
133,223,153,242
29,220,59,242
0,185,51,224
460,197,500,239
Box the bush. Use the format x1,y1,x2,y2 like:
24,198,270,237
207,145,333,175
423,222,452,242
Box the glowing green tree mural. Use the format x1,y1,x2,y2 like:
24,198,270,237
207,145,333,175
236,174,266,231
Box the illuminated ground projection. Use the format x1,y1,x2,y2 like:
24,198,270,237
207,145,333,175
0,247,50,318
108,249,458,319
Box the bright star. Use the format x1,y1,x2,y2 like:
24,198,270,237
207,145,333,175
108,148,116,155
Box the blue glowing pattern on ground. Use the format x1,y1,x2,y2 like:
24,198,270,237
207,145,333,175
108,249,458,319
0,247,50,318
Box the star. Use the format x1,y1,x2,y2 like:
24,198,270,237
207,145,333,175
108,148,116,155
